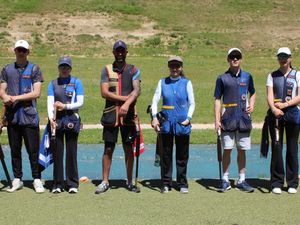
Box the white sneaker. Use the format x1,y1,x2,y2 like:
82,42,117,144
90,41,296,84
272,187,282,194
52,187,62,194
33,179,45,193
7,178,23,193
180,187,189,194
288,187,297,194
69,188,78,194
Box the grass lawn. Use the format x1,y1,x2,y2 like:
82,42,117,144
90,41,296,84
0,179,298,225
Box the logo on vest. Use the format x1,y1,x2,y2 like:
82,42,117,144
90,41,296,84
241,94,247,100
67,122,75,129
285,96,292,102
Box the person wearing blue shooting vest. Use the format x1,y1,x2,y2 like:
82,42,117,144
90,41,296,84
214,48,256,193
95,40,141,194
151,56,195,194
47,56,84,194
0,40,45,193
266,47,300,195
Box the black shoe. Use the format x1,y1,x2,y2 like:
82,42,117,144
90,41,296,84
161,186,171,194
127,183,140,193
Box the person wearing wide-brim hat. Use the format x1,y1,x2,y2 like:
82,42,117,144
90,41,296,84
0,40,45,193
214,48,256,193
47,56,84,194
151,55,195,194
266,47,300,194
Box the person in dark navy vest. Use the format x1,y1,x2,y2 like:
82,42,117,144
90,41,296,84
48,56,84,194
151,56,195,194
0,40,45,193
214,48,256,193
95,40,141,194
266,47,300,195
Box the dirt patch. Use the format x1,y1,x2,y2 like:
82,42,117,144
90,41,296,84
1,12,159,46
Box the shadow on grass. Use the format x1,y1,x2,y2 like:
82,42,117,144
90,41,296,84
196,178,270,193
91,179,130,190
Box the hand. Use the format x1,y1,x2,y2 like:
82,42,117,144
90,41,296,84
272,108,284,118
50,119,57,133
245,105,254,114
151,117,160,132
54,101,66,111
119,103,129,116
181,119,190,126
274,102,288,110
10,96,19,103
215,121,221,133
2,94,12,106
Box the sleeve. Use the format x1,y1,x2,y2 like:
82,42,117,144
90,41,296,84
187,80,195,120
47,82,55,119
296,71,300,87
132,66,141,81
248,75,256,94
151,80,162,118
66,79,84,110
214,76,223,99
32,65,44,83
100,67,109,84
266,73,273,87
0,66,8,83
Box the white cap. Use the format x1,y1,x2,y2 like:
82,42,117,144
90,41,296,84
277,47,291,56
227,47,242,56
14,40,29,50
168,55,183,63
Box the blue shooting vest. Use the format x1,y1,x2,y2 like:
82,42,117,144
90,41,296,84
160,76,191,135
52,76,81,133
220,70,252,132
5,62,39,127
272,69,300,124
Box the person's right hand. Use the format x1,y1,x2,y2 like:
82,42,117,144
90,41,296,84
151,117,160,132
50,118,57,132
272,108,284,118
215,121,221,133
2,94,12,106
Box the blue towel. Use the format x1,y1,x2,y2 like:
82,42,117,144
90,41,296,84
38,124,53,169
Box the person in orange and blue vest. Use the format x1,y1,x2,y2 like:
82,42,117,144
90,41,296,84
151,56,195,194
266,47,300,195
95,40,141,194
0,40,45,193
214,48,256,193
47,56,84,194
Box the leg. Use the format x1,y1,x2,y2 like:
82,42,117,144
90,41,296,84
285,122,299,189
161,133,174,188
22,126,41,179
52,130,65,189
123,143,134,184
175,135,189,188
7,125,23,179
65,131,79,189
236,131,251,181
221,131,235,180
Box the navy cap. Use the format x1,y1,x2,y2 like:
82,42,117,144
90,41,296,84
113,40,127,50
58,56,72,68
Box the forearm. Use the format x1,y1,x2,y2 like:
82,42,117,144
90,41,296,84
249,93,256,108
66,95,84,110
214,99,221,123
47,96,54,120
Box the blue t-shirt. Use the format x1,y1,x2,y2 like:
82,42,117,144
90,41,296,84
48,76,84,97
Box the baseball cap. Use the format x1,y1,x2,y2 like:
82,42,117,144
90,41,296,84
15,40,29,50
277,47,291,56
168,55,183,64
113,40,127,50
58,56,72,68
227,47,242,56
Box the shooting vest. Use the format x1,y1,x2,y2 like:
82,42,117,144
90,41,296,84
220,70,252,132
101,64,136,127
4,62,39,127
52,76,81,133
160,76,191,135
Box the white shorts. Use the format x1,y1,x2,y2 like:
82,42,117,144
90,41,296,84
221,131,251,150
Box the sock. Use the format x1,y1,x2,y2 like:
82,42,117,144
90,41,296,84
222,172,229,182
238,173,245,183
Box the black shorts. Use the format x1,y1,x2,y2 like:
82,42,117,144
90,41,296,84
103,126,136,144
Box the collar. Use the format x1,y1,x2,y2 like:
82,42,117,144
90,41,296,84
15,61,29,69
170,76,181,81
227,68,241,77
112,61,127,73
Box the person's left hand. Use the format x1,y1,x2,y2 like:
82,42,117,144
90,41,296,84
119,103,129,116
245,105,254,114
274,102,288,110
181,119,190,126
9,96,18,103
54,101,66,111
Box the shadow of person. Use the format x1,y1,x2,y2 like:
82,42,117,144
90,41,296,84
196,178,224,192
246,178,270,193
91,179,128,190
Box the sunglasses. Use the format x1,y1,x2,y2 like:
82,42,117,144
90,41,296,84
228,54,242,60
16,48,28,53
277,54,290,60
59,65,71,70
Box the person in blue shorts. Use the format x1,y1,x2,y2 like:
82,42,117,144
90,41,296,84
214,48,256,193
48,56,84,194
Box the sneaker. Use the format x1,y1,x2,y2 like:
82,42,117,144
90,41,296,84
52,187,62,194
236,181,254,193
161,186,171,194
288,187,297,194
69,188,78,194
272,187,282,194
95,181,109,194
218,180,231,193
127,183,140,193
180,187,189,194
7,178,23,193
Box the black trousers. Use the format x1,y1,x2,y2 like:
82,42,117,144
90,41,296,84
52,130,79,189
7,125,41,179
269,116,299,189
161,133,190,188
